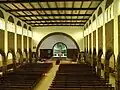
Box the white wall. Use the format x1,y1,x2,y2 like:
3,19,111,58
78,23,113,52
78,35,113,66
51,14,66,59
84,0,120,60
39,35,77,49
32,26,84,51
0,7,32,54
84,0,119,87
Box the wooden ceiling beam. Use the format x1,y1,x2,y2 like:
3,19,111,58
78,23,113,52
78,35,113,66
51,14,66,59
0,0,103,3
23,19,88,21
6,8,96,12
32,25,84,27
28,22,85,24
16,14,92,17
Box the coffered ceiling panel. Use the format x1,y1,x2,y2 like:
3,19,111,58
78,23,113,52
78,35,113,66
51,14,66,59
0,0,103,26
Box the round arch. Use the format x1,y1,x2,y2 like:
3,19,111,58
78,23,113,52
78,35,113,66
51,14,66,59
84,26,86,30
89,20,91,25
23,24,27,29
93,14,96,22
29,27,31,31
17,21,21,26
36,32,80,55
105,0,113,9
86,23,88,28
98,7,103,16
8,16,14,23
0,10,4,19
52,42,67,57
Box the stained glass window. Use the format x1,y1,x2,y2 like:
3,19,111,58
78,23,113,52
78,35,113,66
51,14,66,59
53,42,67,57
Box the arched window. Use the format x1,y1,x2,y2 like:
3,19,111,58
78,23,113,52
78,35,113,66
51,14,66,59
53,42,67,57
8,16,14,23
7,16,15,32
89,20,91,25
84,26,86,30
109,7,112,19
98,7,102,16
17,21,21,26
23,24,27,36
29,27,31,31
86,23,88,28
0,10,5,30
28,26,32,37
93,14,96,22
0,10,4,19
17,21,22,35
23,24,27,29
105,0,113,9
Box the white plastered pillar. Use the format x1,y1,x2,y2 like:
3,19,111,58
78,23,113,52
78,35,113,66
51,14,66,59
4,21,8,55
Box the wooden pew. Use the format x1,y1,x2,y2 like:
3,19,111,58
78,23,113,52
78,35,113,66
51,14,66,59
0,63,53,90
49,87,114,90
49,63,114,90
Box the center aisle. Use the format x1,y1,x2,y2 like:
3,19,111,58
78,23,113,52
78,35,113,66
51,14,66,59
33,61,59,90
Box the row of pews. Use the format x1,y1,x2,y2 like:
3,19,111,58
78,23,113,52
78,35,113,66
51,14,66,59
0,63,53,90
49,64,114,90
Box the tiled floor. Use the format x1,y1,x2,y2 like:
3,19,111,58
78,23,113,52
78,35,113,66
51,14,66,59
33,62,59,90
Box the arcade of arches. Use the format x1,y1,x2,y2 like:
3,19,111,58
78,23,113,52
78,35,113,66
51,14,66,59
0,0,120,90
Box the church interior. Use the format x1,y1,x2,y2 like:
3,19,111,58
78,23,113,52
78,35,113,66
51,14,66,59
0,0,119,90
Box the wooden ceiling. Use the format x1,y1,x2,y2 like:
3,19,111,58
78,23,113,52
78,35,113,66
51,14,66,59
0,0,103,27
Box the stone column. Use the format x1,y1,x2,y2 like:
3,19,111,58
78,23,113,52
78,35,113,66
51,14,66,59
22,28,24,52
15,24,17,53
4,21,8,55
